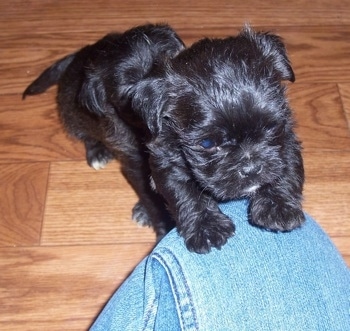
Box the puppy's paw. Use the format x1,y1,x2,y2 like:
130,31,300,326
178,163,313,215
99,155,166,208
184,213,235,254
85,141,113,170
132,201,152,227
249,196,305,232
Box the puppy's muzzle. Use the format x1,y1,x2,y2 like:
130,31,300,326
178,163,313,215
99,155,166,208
239,163,263,178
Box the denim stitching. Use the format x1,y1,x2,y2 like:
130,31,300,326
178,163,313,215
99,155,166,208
142,295,158,331
153,249,199,331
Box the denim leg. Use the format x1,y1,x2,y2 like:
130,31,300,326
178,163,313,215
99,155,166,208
152,259,181,331
91,199,350,331
89,258,148,331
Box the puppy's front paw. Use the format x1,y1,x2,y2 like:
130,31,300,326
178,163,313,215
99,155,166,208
132,201,152,227
249,195,305,232
85,140,113,170
183,212,235,254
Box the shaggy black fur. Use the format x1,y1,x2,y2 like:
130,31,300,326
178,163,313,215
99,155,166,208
131,26,304,253
23,23,185,238
24,25,304,253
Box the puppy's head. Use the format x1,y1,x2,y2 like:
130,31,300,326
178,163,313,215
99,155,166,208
134,27,300,200
78,23,185,116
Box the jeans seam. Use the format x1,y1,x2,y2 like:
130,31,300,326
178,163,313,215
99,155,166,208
142,296,158,331
153,250,199,331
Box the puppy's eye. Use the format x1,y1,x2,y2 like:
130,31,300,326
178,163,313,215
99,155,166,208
199,138,216,149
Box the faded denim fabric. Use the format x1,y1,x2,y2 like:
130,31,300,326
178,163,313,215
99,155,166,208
90,199,350,331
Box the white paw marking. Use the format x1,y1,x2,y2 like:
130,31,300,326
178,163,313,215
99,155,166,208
91,159,108,170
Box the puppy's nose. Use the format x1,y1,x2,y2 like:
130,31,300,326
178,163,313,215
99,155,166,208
239,164,262,178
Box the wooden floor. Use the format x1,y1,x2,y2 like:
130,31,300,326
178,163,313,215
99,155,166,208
1,1,350,330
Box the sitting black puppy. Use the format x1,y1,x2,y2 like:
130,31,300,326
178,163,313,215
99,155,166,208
130,26,305,253
23,23,185,238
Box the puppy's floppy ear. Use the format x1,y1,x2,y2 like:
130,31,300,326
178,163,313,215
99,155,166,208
79,71,107,116
131,77,167,135
243,26,295,82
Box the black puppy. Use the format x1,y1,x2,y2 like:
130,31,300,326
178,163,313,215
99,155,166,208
23,23,185,238
131,26,305,253
24,25,304,254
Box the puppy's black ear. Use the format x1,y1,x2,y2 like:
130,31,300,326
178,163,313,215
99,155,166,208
131,78,167,135
79,72,107,116
243,26,295,82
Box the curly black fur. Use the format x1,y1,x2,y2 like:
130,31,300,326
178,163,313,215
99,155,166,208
24,25,304,253
23,23,185,238
132,26,304,253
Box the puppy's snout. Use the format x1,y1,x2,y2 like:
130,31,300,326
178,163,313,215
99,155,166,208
239,163,263,178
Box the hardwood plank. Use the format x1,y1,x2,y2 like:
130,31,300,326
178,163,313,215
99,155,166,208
41,155,350,258
0,163,49,246
0,243,152,331
289,83,350,151
1,27,349,95
42,161,156,245
1,33,102,96
0,92,84,163
282,28,350,83
1,1,350,35
303,152,350,239
338,83,350,128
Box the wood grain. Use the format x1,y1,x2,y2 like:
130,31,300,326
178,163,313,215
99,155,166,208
303,152,350,237
1,28,349,95
1,1,350,35
284,28,350,83
0,92,85,162
290,83,350,151
0,244,152,331
0,1,349,329
0,163,49,246
338,83,350,127
42,161,156,245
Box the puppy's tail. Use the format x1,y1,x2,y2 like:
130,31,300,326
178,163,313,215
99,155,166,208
22,53,75,99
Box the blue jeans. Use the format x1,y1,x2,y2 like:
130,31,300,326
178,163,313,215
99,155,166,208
90,199,350,331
